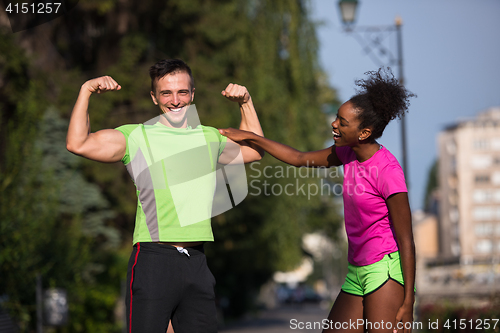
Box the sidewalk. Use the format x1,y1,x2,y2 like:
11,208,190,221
220,303,331,333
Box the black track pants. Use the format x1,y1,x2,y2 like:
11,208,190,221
125,242,217,333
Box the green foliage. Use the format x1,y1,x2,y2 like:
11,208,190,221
424,159,438,213
78,0,118,15
0,32,124,331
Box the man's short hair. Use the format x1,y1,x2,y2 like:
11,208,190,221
149,59,194,93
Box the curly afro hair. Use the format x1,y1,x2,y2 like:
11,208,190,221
349,67,415,140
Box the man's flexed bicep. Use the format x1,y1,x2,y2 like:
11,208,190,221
66,76,126,163
68,129,126,163
221,83,264,163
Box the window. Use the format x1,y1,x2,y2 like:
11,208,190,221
475,240,493,254
473,207,493,221
492,138,500,151
449,207,459,223
492,172,500,185
447,176,458,189
471,155,492,169
474,139,489,150
473,190,491,203
475,174,490,184
446,141,456,155
475,223,493,236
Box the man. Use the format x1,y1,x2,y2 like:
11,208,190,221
66,59,263,333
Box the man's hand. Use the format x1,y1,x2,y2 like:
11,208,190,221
221,83,250,104
83,76,121,94
220,83,263,163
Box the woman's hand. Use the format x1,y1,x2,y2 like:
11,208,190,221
219,127,255,142
393,303,414,333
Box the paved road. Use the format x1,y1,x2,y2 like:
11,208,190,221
220,303,331,333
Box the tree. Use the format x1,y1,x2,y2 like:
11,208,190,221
423,159,438,214
0,30,125,332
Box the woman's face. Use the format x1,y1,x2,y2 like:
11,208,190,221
331,101,370,147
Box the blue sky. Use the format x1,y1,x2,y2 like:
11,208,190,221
310,0,500,211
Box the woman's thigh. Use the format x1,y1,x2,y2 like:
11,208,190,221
363,279,405,333
322,291,364,333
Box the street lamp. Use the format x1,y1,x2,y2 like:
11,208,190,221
338,0,358,27
337,0,409,187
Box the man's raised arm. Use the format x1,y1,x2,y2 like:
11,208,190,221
219,84,264,164
66,76,126,163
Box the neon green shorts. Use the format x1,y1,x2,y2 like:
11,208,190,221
341,251,412,296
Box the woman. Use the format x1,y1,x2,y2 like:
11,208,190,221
219,68,416,333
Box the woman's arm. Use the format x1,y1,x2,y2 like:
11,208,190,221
387,192,415,333
218,128,342,167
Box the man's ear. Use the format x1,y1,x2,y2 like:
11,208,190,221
150,91,158,105
191,88,195,102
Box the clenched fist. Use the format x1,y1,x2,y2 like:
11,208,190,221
83,76,121,94
221,83,250,104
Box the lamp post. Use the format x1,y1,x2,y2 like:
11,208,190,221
337,0,409,186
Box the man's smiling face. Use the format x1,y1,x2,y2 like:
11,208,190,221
150,71,195,128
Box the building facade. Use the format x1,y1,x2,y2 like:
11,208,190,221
438,107,500,264
415,107,500,307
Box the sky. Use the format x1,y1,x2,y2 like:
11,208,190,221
310,0,500,211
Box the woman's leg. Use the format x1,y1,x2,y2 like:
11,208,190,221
363,279,405,333
322,291,364,333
